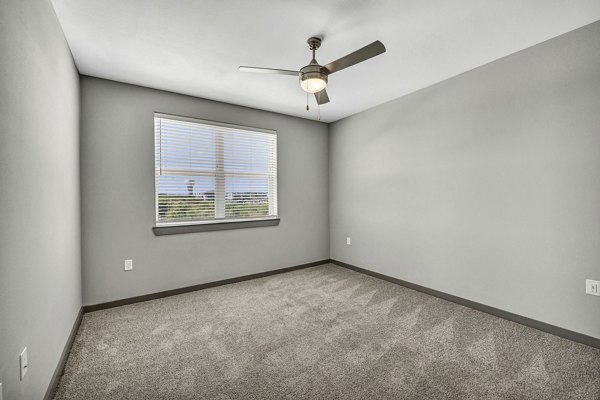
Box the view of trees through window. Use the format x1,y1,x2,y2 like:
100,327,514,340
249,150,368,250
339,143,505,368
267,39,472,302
157,193,270,221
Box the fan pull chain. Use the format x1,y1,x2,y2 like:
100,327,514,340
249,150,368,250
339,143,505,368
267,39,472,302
306,90,309,111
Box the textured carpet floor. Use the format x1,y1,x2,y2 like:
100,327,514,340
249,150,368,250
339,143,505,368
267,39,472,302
54,264,600,399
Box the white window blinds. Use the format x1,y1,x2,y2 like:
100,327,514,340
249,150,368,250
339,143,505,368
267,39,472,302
154,114,277,225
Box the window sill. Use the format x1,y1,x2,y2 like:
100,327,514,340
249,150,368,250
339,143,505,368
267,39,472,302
152,218,280,235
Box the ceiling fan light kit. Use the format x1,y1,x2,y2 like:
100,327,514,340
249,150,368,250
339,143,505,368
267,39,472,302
239,36,386,113
299,69,328,93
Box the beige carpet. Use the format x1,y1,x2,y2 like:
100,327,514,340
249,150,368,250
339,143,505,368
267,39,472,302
54,264,600,399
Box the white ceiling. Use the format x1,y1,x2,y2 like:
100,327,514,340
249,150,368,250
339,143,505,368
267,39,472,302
51,0,600,123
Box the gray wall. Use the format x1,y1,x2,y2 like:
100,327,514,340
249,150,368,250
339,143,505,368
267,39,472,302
329,22,600,339
0,0,82,399
80,77,329,306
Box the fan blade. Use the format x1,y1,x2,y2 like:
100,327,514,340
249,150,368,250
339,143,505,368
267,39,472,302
315,89,330,105
323,40,386,74
238,66,298,76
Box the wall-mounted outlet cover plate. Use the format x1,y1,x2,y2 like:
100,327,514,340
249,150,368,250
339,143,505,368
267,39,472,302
20,347,28,380
346,237,351,245
586,279,600,296
124,259,133,271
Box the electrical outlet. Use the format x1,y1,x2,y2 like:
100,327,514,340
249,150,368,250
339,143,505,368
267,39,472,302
20,347,28,380
586,279,600,296
346,237,351,245
124,259,133,271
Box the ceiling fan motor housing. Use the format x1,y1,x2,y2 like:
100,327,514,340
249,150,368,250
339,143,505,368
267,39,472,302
299,36,328,93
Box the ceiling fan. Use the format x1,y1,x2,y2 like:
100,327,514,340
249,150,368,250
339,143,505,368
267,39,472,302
239,37,386,106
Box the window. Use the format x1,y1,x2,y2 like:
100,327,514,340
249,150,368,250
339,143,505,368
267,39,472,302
154,114,277,226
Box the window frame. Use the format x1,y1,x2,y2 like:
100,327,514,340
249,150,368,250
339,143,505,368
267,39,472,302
153,113,279,233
